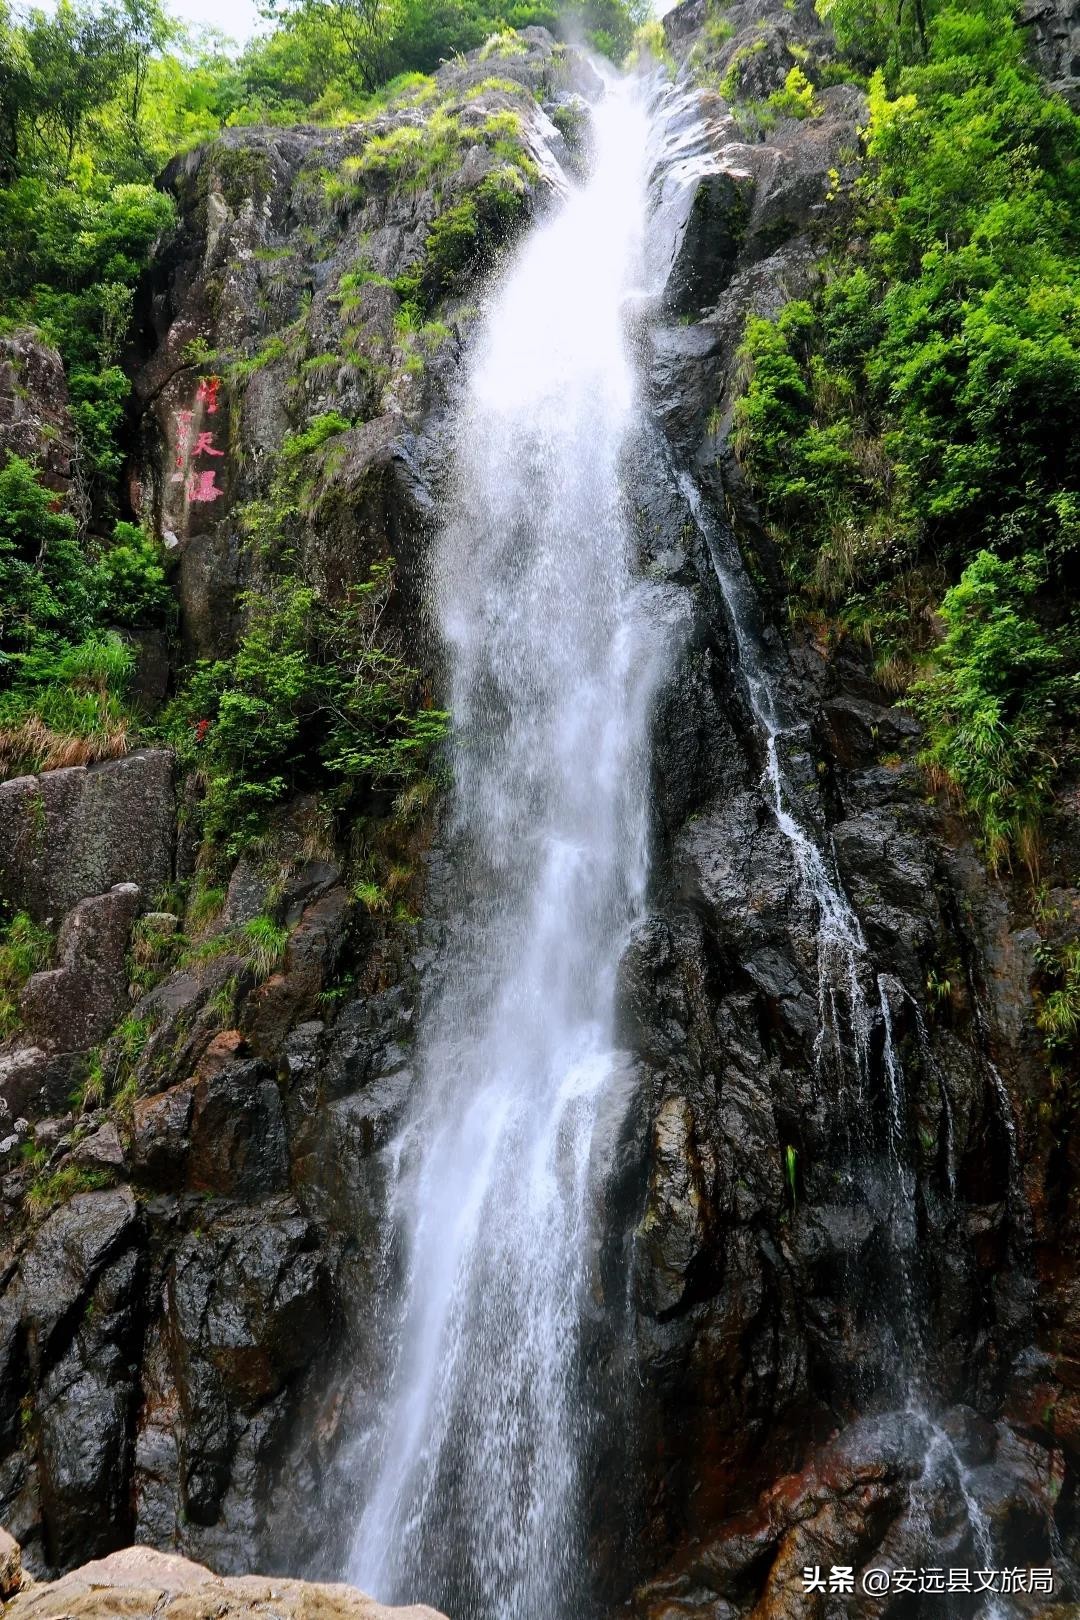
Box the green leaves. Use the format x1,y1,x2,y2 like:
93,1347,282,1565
93,523,172,626
162,569,447,862
908,551,1069,874
733,0,1080,863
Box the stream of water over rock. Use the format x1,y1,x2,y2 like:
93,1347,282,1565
346,71,671,1620
340,65,1021,1620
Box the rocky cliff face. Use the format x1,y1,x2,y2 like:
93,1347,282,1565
1,7,1079,1616
608,3,1080,1611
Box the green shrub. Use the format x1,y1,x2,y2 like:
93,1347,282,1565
730,0,1080,860
0,455,92,665
1037,940,1080,1052
908,553,1071,872
0,912,53,1039
0,633,135,773
242,914,290,979
26,1166,111,1217
93,524,172,627
768,66,819,117
161,566,447,863
281,410,353,459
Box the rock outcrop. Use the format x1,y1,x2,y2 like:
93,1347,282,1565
0,1543,447,1620
0,752,175,924
0,334,75,498
1022,0,1080,105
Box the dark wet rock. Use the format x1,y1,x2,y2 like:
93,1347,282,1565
634,1408,1067,1618
4,1190,144,1569
165,1201,329,1525
221,859,273,928
0,1051,78,1132
187,1062,288,1199
0,752,175,924
662,164,757,315
242,884,349,1061
130,1058,286,1200
129,1083,194,1189
66,1123,125,1174
19,1189,139,1372
635,1094,715,1317
123,954,256,1103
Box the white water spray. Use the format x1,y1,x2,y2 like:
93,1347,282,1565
347,76,670,1620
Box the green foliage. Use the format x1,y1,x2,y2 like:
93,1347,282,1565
0,454,92,663
339,104,534,197
0,169,175,514
161,565,447,862
188,882,226,931
281,409,353,459
242,913,290,979
784,1143,798,1208
908,553,1072,871
732,0,1080,861
93,522,172,625
26,1165,111,1217
1036,940,1080,1052
0,631,136,775
816,0,931,74
400,165,529,310
128,910,182,993
768,65,818,117
0,911,53,1039
68,1010,154,1118
0,458,166,775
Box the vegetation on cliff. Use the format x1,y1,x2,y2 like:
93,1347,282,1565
0,0,640,859
732,0,1080,882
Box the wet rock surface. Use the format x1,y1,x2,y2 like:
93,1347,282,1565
1022,0,1080,106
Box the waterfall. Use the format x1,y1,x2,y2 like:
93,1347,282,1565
346,72,671,1620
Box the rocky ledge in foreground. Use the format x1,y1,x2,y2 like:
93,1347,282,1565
0,1539,446,1620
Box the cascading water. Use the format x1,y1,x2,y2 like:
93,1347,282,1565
678,470,1014,1619
678,471,923,1363
346,72,673,1620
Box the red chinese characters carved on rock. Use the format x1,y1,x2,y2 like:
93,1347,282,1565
197,375,221,413
171,378,225,504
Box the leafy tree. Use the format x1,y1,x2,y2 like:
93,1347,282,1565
17,0,130,175
816,0,934,74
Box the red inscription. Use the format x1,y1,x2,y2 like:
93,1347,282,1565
171,396,226,504
187,469,224,503
196,376,221,414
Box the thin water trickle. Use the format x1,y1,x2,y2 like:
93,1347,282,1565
346,73,672,1620
678,471,1017,1616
